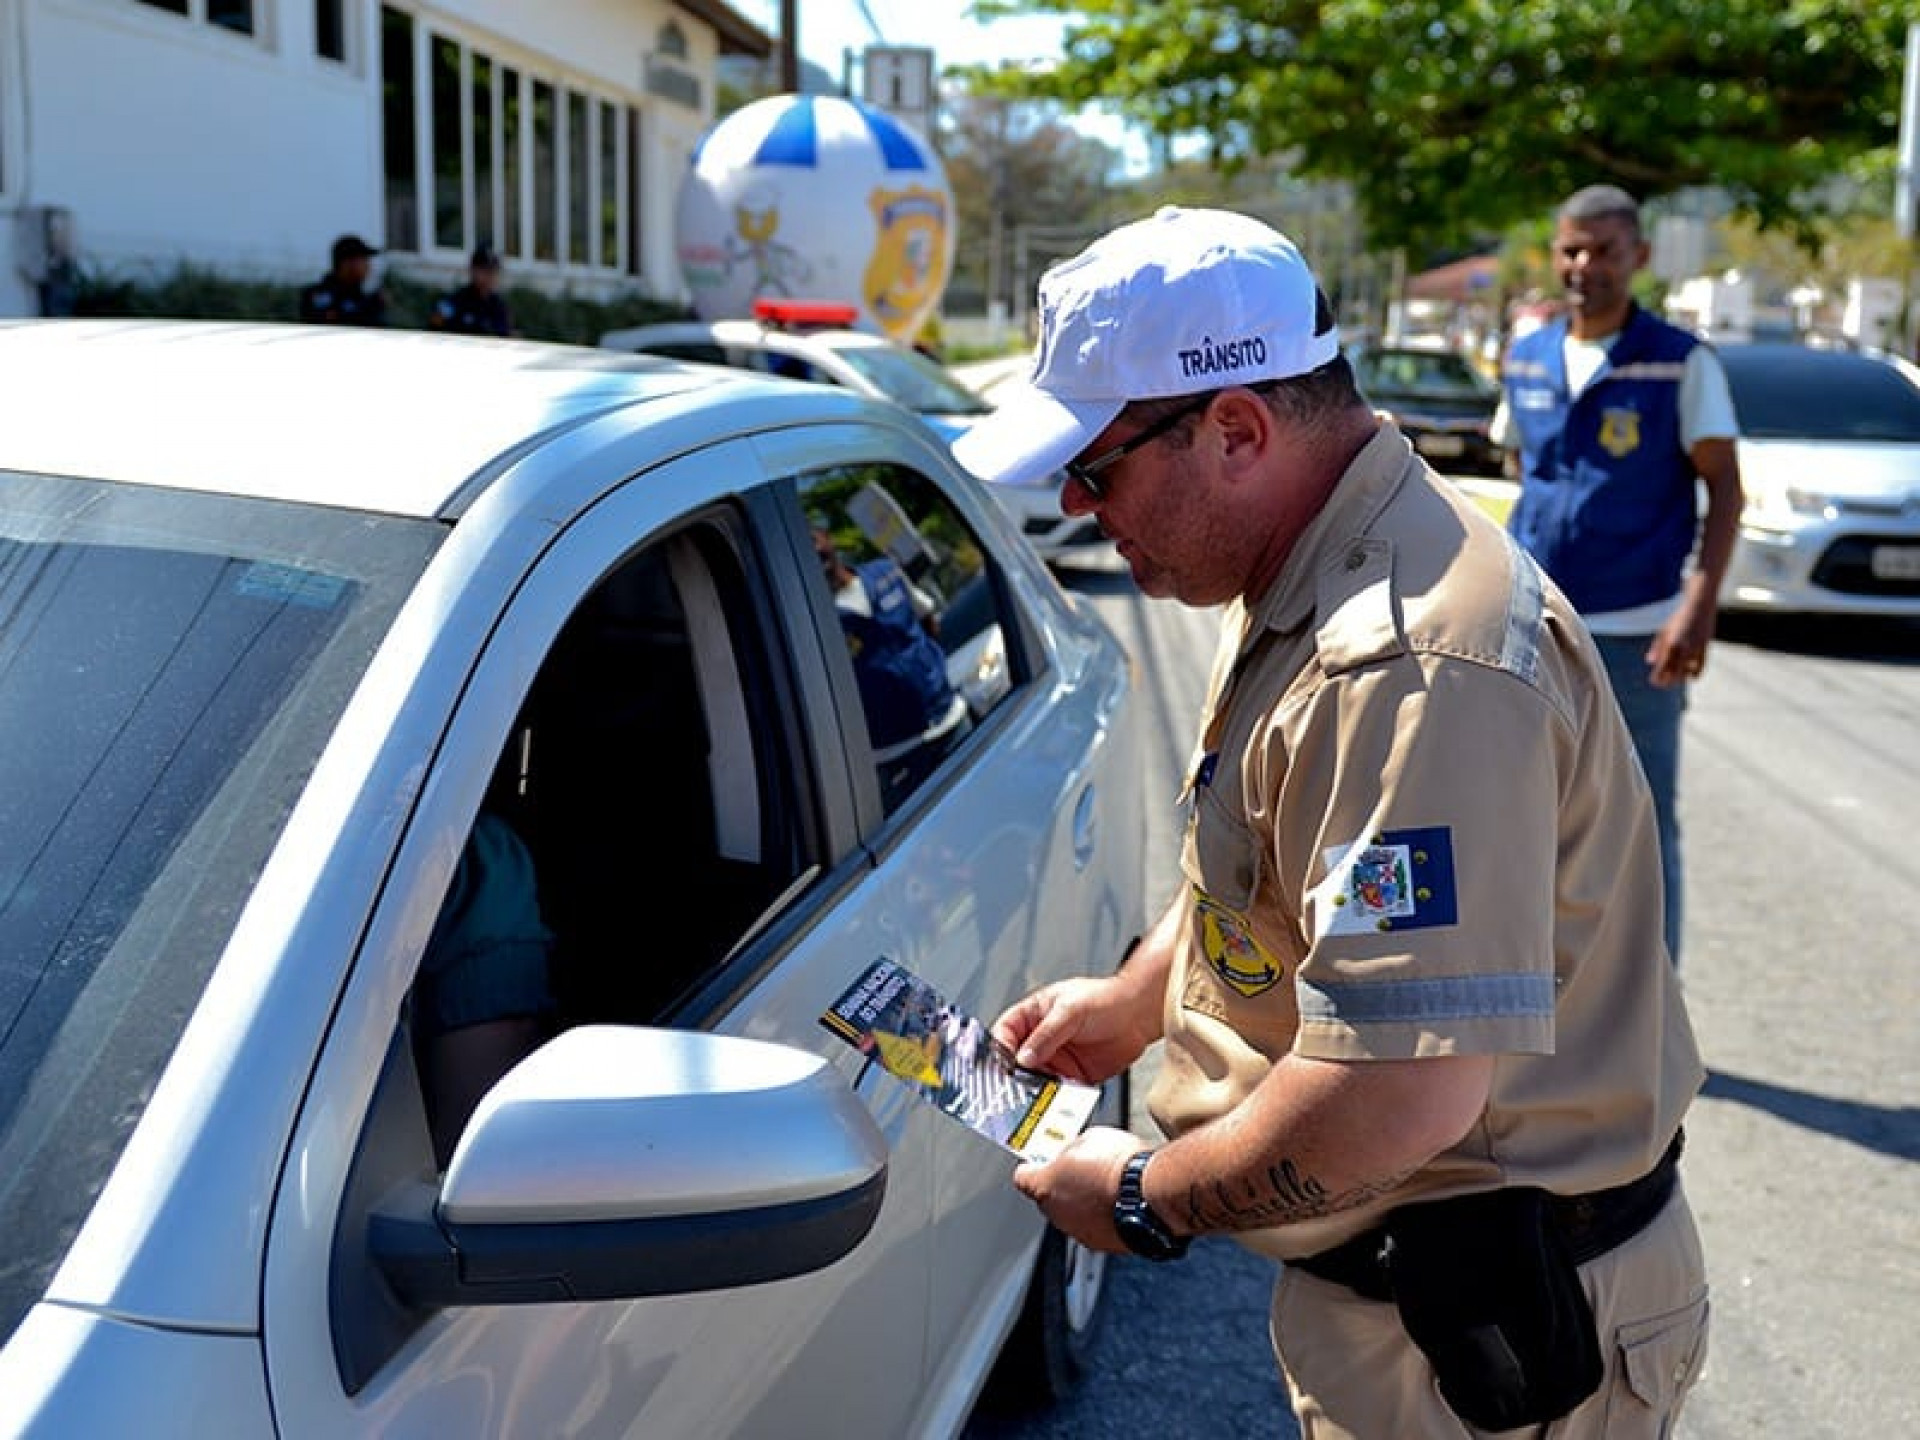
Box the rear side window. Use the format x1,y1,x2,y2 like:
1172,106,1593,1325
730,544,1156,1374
798,464,1016,813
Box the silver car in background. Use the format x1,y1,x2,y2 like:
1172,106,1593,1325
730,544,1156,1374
0,321,1144,1438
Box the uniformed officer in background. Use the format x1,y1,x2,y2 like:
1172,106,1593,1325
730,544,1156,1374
298,234,386,327
954,207,1708,1439
430,244,514,338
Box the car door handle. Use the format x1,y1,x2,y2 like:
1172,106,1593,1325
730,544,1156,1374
1072,784,1097,870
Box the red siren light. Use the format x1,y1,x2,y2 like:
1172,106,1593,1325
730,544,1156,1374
752,298,860,330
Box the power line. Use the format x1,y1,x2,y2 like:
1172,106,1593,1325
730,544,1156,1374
850,0,886,43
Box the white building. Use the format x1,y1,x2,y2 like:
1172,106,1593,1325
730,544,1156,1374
0,0,771,318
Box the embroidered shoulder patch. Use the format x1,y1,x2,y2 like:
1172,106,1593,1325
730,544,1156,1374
1317,826,1458,937
1192,886,1284,997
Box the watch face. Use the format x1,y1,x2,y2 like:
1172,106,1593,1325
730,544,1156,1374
1116,1207,1181,1261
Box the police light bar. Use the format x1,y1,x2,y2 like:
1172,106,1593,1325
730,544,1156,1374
753,298,860,330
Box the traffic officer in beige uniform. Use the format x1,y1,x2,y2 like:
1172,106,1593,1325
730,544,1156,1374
954,207,1708,1439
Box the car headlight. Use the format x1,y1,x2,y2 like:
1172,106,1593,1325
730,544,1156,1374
1743,475,1835,527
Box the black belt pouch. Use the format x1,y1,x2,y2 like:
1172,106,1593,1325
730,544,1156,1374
1381,1187,1603,1430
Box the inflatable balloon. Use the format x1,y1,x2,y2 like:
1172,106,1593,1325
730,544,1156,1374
675,94,955,344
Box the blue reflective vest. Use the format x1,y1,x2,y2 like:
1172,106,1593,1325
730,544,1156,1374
840,559,953,749
1504,307,1701,615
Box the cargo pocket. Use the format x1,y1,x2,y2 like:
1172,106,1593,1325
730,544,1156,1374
1604,1291,1709,1439
1180,783,1261,908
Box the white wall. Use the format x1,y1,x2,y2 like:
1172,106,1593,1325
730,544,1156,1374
0,0,735,316
21,0,380,291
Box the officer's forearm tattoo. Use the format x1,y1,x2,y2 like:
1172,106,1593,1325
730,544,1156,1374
1183,1159,1414,1232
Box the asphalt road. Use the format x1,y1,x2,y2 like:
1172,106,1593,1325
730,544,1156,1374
962,542,1920,1439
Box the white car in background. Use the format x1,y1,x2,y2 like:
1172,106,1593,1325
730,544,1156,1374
600,306,1102,563
0,320,1144,1438
1719,341,1920,617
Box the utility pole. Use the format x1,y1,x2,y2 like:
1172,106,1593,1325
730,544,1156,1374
779,0,799,92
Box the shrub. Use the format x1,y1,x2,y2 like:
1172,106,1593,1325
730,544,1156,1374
72,261,687,346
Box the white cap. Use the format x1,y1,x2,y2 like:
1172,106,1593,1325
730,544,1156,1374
952,206,1340,487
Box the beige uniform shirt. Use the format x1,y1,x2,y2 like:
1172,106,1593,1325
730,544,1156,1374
1146,422,1703,1261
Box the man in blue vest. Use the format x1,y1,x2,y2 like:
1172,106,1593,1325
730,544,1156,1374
813,528,969,810
1497,185,1743,964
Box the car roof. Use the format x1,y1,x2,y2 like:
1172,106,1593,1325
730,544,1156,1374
0,320,765,518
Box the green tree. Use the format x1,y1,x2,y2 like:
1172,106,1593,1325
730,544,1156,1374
969,0,1912,251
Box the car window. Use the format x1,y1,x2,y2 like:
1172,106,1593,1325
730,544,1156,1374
1722,349,1920,442
1353,347,1494,401
0,473,441,1350
755,348,835,385
407,514,817,1162
635,340,729,365
798,464,1015,815
833,346,993,416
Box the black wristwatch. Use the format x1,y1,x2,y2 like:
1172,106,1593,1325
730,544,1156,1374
1113,1150,1190,1262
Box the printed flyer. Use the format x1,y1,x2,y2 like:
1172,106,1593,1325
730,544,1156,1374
820,958,1102,1163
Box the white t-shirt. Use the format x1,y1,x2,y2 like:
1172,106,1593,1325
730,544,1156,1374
1492,328,1738,632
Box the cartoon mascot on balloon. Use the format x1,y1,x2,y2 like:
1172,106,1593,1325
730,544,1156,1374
675,94,956,346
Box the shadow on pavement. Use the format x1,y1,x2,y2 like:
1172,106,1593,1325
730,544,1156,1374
1715,612,1920,665
1701,1069,1920,1162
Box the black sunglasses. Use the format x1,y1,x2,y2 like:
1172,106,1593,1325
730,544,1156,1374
1065,392,1215,500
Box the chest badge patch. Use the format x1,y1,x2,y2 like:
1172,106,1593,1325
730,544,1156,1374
1193,887,1283,997
1598,406,1642,458
1317,826,1459,937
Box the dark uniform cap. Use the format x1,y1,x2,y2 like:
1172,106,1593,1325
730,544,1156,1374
471,244,502,269
332,234,380,264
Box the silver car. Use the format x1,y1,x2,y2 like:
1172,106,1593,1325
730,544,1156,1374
598,316,1102,563
0,321,1144,1437
1719,341,1920,617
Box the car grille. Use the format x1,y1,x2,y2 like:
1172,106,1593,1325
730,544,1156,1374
1811,536,1920,596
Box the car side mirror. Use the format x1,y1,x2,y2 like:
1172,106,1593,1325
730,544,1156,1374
367,1026,887,1311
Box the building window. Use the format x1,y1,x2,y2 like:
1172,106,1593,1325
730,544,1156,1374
380,6,417,252
376,15,632,271
599,100,620,271
430,35,464,251
316,0,346,63
502,67,523,260
567,91,589,266
205,0,252,34
627,105,643,276
131,0,253,34
532,79,557,262
473,57,497,254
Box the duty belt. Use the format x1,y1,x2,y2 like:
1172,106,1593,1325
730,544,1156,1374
1292,1129,1684,1303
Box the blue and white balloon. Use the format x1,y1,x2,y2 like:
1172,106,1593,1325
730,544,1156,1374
675,94,955,343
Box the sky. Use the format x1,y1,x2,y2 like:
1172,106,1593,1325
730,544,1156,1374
734,0,1147,168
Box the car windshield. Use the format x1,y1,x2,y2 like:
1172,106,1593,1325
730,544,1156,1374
835,345,993,417
0,473,441,1345
1352,348,1495,401
1722,348,1920,442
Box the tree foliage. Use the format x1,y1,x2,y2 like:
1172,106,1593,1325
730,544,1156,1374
967,0,1913,251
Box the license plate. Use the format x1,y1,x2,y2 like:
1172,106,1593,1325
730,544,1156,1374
1870,545,1920,580
1415,433,1465,458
